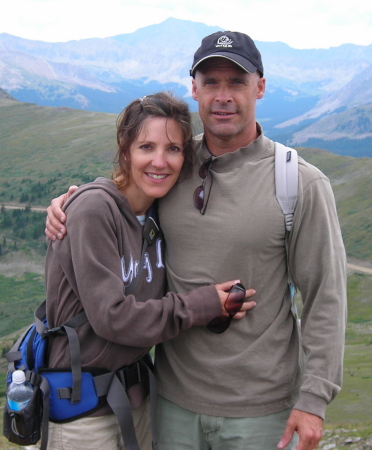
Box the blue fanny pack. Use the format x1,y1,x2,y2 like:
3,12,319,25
4,301,157,450
42,370,101,422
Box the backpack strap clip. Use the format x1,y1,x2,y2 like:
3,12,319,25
43,326,64,337
116,361,146,390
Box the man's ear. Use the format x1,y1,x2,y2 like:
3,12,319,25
191,78,198,101
257,77,266,100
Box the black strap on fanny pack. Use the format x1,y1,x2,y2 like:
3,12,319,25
93,356,158,450
26,372,50,450
36,301,89,404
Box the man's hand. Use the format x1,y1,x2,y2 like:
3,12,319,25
45,185,78,240
278,410,323,450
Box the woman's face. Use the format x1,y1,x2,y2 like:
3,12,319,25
124,117,185,215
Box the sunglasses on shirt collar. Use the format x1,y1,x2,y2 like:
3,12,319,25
193,156,216,215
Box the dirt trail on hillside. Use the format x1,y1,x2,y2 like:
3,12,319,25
3,205,47,212
347,263,372,275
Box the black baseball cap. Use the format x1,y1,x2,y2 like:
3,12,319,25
190,31,264,78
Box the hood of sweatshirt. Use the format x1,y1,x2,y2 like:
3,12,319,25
63,177,141,228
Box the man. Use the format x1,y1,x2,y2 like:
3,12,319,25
46,31,347,449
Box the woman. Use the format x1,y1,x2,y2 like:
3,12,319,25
45,92,256,450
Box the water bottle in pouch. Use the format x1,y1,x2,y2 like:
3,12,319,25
7,370,34,411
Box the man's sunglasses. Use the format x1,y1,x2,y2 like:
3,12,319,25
193,157,215,215
207,283,246,334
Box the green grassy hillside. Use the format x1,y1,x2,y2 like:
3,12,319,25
0,99,204,206
0,98,115,205
1,98,371,263
296,147,372,262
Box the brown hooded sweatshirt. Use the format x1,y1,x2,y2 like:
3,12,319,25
45,177,221,412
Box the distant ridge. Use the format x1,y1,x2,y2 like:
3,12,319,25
0,18,372,157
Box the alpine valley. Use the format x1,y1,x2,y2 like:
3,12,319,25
1,17,372,157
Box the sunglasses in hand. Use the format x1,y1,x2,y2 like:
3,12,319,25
207,283,246,334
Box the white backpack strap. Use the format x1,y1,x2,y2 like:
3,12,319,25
275,142,300,323
275,142,298,232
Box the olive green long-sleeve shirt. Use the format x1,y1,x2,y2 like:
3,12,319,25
156,126,347,420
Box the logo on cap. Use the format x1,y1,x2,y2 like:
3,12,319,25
216,36,233,48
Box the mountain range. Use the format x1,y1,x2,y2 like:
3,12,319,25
1,18,372,157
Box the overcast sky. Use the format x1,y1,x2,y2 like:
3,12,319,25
1,0,371,49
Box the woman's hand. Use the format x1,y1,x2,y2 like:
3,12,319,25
215,280,256,318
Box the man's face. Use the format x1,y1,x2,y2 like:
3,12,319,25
192,58,265,152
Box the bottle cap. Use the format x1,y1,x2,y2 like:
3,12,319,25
12,370,26,384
